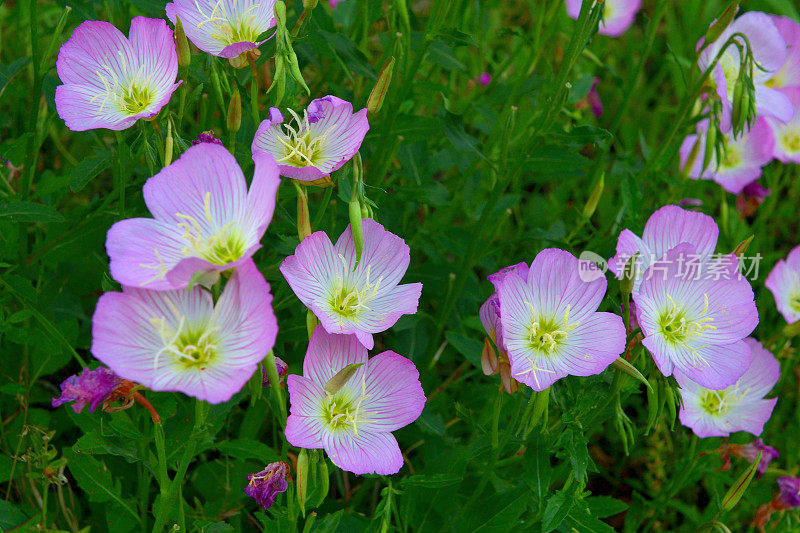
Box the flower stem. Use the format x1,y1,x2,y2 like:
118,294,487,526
265,350,287,426
151,400,207,532
153,420,169,494
114,131,127,212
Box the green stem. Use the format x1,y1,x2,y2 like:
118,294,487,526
40,481,48,531
151,400,207,533
265,350,287,426
114,131,128,212
153,421,169,494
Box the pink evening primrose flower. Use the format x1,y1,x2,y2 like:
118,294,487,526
765,243,800,324
55,17,180,131
51,367,123,413
679,118,774,194
767,16,800,90
92,259,277,404
252,96,369,182
165,0,277,59
285,327,425,475
609,205,720,295
636,243,758,389
766,87,800,163
495,249,626,391
565,0,642,38
280,219,422,350
698,11,793,126
480,263,531,350
676,338,779,438
106,143,280,291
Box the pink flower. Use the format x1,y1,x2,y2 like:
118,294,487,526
166,0,277,59
565,0,642,38
252,96,369,181
679,118,774,194
766,87,800,163
280,219,422,350
106,143,280,290
698,12,793,126
51,367,122,413
55,17,180,131
765,243,800,324
494,249,626,391
91,260,278,404
609,205,720,295
676,338,778,437
244,461,289,510
285,328,425,475
635,243,758,389
767,15,800,90
475,72,492,86
736,181,771,217
717,438,779,477
755,477,800,532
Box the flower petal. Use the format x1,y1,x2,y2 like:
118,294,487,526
323,430,404,475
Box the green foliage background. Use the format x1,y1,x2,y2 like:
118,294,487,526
1,0,800,531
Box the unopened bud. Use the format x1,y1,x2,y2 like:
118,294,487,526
164,120,174,167
499,361,518,394
721,450,761,511
681,136,701,178
611,357,652,392
227,86,241,133
582,173,604,219
731,77,745,135
732,235,753,258
274,1,287,32
702,125,717,174
349,198,364,265
324,363,364,394
174,17,191,69
704,1,740,45
620,252,639,299
295,181,311,240
783,319,800,338
481,338,499,375
303,0,318,8
367,57,395,114
296,448,309,516
306,310,318,340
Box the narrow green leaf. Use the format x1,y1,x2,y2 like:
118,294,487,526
0,200,63,222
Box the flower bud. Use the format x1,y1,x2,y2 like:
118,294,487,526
306,310,318,340
174,16,191,69
303,0,318,8
704,1,740,46
783,319,800,338
611,357,652,391
731,76,745,135
164,120,174,167
620,252,639,300
296,448,309,516
721,450,762,511
227,86,241,134
274,1,287,32
481,338,499,375
349,198,364,265
702,125,717,174
582,172,604,220
367,57,395,115
324,363,364,395
732,235,753,259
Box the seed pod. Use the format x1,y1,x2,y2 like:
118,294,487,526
367,57,395,115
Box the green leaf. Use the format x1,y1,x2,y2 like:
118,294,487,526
400,474,462,488
472,491,533,532
585,496,628,519
525,433,552,507
542,489,575,533
0,200,64,222
556,429,589,482
444,331,483,369
69,150,112,192
211,439,282,463
63,449,141,524
428,40,467,71
565,503,617,533
0,500,29,530
0,57,31,98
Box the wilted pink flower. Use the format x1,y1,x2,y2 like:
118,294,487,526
679,118,774,194
609,205,720,295
495,249,626,391
698,12,793,126
676,338,778,437
55,17,180,131
678,198,703,207
767,16,800,91
192,132,224,146
717,438,779,477
280,219,421,349
754,477,800,532
766,87,800,163
166,0,277,59
106,143,280,290
565,0,642,38
244,461,289,510
262,356,288,387
92,260,278,404
285,328,425,475
576,77,603,117
329,0,346,8
252,96,369,181
736,181,771,217
636,243,758,389
765,243,800,324
52,367,122,413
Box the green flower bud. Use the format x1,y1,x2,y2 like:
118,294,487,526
297,448,309,516
349,197,364,265
704,1,740,46
174,16,191,69
324,362,365,394
620,252,639,300
582,172,604,220
702,124,717,174
721,450,761,511
367,57,395,115
164,120,174,167
227,86,241,134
